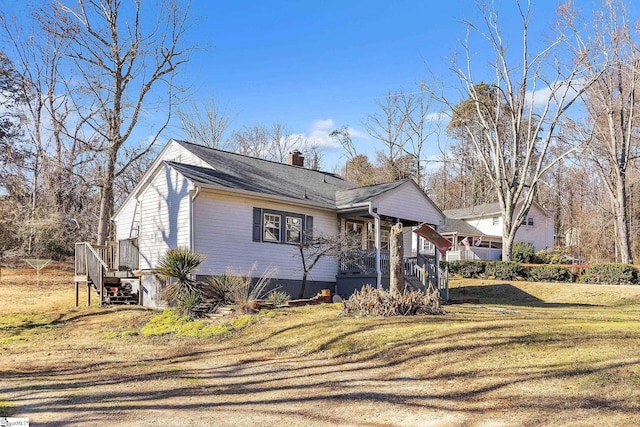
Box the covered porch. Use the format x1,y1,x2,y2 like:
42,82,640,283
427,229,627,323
442,233,502,261
333,180,448,299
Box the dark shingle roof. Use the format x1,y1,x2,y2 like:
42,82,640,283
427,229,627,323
444,202,501,219
335,181,405,207
170,140,355,208
438,218,485,235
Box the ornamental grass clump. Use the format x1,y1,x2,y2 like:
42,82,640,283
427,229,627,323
228,265,276,313
342,284,444,317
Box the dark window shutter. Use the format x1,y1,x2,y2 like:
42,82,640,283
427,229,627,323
252,207,262,242
304,215,313,242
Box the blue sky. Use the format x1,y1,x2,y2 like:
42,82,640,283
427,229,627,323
2,0,580,171
178,0,564,169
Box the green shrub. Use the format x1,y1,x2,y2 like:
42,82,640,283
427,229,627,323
535,247,573,264
512,241,536,263
486,261,524,280
528,265,574,282
580,263,638,285
449,260,486,278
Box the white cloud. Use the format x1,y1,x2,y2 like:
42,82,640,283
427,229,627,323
301,118,368,149
525,79,584,110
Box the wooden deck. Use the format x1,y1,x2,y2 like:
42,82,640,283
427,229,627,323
74,239,140,306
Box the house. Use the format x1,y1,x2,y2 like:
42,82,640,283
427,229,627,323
439,201,554,261
75,139,448,308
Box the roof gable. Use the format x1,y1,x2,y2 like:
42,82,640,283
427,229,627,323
444,200,551,220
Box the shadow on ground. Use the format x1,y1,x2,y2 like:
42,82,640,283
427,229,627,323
449,283,597,307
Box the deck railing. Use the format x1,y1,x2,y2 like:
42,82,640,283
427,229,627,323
75,242,109,302
117,238,139,271
339,249,390,276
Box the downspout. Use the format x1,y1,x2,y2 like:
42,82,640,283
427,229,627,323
368,203,381,289
190,185,201,252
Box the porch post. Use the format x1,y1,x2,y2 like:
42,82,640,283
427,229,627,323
368,205,382,289
375,215,381,289
434,248,441,291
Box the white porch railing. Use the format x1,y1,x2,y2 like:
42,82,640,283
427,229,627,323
446,247,502,262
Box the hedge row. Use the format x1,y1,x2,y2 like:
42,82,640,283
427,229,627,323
443,260,640,285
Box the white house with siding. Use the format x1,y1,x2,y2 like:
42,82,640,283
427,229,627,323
105,139,447,307
440,201,554,261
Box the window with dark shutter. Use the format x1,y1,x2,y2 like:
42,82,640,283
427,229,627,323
252,207,313,245
252,207,262,241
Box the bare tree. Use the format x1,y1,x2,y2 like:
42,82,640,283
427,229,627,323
293,231,362,299
363,91,406,182
231,122,305,163
565,0,640,264
330,125,358,161
438,0,599,260
177,96,234,149
48,0,194,245
398,85,439,188
1,5,102,254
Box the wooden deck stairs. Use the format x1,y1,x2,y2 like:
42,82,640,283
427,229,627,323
74,239,141,307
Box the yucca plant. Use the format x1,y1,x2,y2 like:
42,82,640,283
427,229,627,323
155,248,208,317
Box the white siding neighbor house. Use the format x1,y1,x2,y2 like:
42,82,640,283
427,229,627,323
440,201,554,262
76,139,447,308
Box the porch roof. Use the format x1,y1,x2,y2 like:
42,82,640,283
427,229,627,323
444,202,502,220
439,218,486,236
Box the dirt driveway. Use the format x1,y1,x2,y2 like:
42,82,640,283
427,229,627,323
2,267,640,426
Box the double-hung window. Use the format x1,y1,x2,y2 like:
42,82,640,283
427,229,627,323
285,216,302,244
263,213,281,242
253,207,312,244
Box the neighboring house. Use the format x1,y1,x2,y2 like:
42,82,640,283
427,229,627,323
439,201,554,262
75,139,447,308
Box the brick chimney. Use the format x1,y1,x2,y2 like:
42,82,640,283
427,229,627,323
287,150,304,167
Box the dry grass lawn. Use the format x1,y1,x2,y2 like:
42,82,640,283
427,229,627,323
1,264,640,426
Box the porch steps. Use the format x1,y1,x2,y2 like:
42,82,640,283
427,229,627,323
404,275,425,293
103,278,138,305
85,275,138,305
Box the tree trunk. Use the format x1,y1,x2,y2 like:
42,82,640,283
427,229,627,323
298,271,308,299
97,149,117,245
390,223,404,294
502,207,514,261
615,174,633,264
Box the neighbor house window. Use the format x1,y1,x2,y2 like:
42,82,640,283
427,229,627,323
492,217,499,225
253,207,312,244
527,217,534,226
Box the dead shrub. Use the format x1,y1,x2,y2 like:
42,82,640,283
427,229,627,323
342,284,444,317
